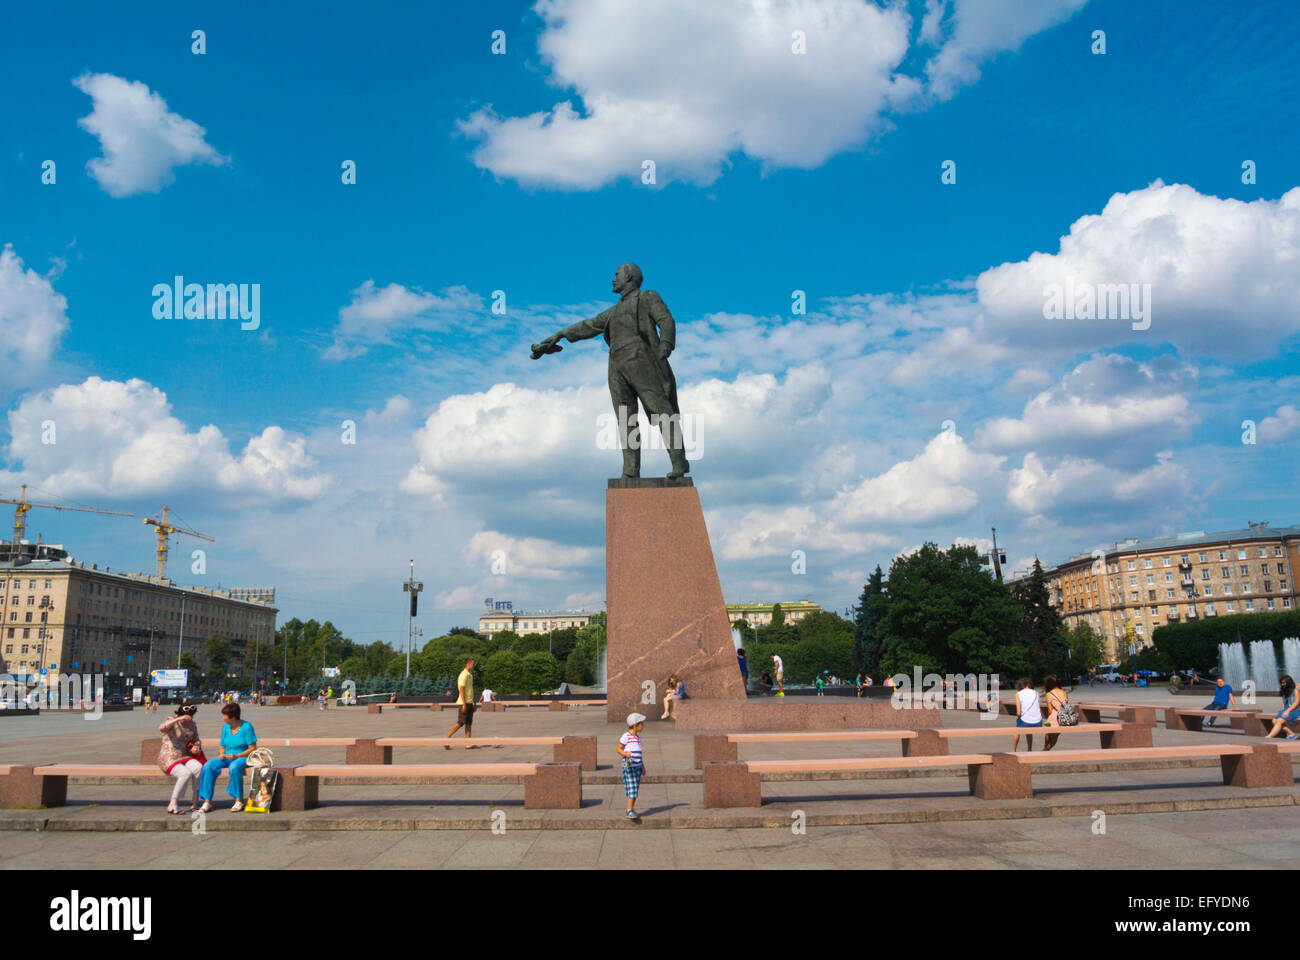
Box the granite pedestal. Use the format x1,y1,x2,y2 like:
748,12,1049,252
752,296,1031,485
605,480,745,723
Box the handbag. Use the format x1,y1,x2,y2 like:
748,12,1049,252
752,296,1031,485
244,748,278,813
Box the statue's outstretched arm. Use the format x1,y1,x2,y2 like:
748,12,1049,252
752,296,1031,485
530,307,611,359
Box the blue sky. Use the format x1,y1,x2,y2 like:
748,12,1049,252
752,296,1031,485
1,0,1298,650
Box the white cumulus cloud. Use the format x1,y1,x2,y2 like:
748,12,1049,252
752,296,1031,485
324,281,484,360
0,245,69,387
73,73,228,197
5,376,329,501
831,430,1005,525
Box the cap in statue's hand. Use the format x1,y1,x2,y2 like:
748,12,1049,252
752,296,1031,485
530,340,563,359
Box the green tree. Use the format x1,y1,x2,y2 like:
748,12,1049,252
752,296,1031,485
565,623,601,686
179,651,202,685
770,603,785,629
852,566,888,676
878,543,1023,678
483,650,526,695
1010,559,1066,681
547,626,580,665
1063,621,1107,679
510,632,549,656
206,634,231,677
520,652,562,693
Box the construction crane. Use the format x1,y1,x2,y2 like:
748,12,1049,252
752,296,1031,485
2,483,134,545
143,506,214,579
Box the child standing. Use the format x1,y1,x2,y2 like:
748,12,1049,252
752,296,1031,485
617,712,647,820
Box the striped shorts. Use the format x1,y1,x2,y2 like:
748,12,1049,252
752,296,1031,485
622,761,643,798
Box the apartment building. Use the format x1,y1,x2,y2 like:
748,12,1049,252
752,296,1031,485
1034,523,1297,660
0,547,277,688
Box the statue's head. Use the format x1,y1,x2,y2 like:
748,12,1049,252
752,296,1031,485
612,262,643,294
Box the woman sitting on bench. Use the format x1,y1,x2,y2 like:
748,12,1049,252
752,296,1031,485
1012,677,1043,752
1041,675,1069,752
159,701,206,815
1264,675,1300,740
198,702,259,813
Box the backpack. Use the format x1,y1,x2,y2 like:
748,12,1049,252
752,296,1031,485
1056,701,1079,726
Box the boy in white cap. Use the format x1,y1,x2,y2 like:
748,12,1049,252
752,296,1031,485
617,713,646,820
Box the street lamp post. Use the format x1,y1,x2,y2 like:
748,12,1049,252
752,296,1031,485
402,560,423,678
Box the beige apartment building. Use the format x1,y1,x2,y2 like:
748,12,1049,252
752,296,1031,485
1034,523,1298,661
477,600,823,637
727,601,821,626
478,610,598,638
0,543,277,689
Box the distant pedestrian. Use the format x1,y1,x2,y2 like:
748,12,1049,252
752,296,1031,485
1012,677,1043,752
737,648,748,689
758,671,773,696
772,654,785,696
618,712,647,820
444,658,477,747
815,674,825,696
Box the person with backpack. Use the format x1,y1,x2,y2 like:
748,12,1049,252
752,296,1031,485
1041,675,1077,751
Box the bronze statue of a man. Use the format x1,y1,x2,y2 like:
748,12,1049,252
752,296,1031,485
532,263,689,479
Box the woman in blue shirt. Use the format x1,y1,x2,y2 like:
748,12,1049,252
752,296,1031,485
197,703,258,812
1265,675,1300,740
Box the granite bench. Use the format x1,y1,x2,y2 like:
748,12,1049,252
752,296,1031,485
702,754,995,807
694,722,1145,767
0,764,168,808
140,735,597,770
700,742,1297,807
1003,743,1295,796
1164,708,1274,733
272,761,582,810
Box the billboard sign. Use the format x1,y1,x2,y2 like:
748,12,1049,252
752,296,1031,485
150,669,189,688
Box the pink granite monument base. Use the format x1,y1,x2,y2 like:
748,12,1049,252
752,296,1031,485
673,697,941,731
605,483,746,723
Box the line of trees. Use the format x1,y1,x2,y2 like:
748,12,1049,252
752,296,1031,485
1154,609,1300,672
836,543,1107,685
377,615,606,697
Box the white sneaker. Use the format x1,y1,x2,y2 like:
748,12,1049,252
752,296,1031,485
625,808,638,819
231,800,244,812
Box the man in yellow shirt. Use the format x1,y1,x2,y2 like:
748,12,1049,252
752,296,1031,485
444,657,477,747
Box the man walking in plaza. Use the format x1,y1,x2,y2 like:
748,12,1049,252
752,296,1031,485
445,657,477,747
772,653,785,696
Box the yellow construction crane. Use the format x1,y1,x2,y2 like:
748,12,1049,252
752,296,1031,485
143,506,214,579
2,483,134,544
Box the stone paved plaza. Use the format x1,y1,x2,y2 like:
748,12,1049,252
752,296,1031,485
1,687,1297,869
